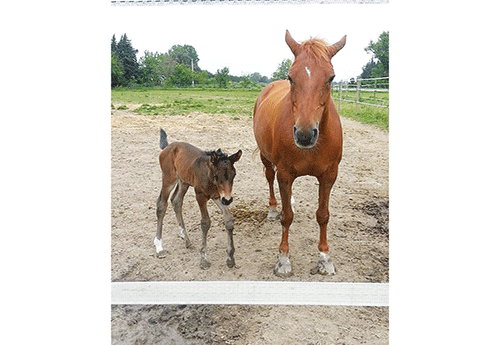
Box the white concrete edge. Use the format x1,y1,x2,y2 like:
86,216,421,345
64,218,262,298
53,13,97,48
111,281,389,306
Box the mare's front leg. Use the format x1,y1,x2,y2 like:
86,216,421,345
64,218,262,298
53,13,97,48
274,169,295,277
312,172,338,275
214,199,236,268
196,191,211,269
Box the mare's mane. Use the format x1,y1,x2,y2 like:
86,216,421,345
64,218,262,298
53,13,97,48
297,38,331,62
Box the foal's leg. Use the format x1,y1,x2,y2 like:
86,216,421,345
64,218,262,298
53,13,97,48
155,177,177,258
170,181,191,248
260,153,279,219
214,198,236,268
312,172,338,275
274,169,295,277
196,192,211,269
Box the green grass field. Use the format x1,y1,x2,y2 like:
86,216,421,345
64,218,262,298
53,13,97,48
111,87,389,130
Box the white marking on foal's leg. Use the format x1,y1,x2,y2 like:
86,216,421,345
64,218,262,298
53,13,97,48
305,66,311,78
179,226,190,248
179,226,187,239
154,237,163,253
291,195,296,213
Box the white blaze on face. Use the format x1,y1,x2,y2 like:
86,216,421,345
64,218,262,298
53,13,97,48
305,66,311,78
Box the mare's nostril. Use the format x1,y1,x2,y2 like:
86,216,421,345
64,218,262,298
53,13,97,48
312,128,318,138
222,197,233,206
293,125,297,134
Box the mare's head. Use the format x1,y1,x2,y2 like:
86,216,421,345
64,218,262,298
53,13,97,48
209,149,243,205
285,30,346,149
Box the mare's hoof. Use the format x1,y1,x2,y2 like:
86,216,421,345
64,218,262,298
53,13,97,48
226,257,235,268
274,256,292,277
200,259,211,270
267,208,280,220
156,250,167,259
316,254,336,275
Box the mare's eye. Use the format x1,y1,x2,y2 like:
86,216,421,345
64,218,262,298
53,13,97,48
327,76,335,84
287,75,293,84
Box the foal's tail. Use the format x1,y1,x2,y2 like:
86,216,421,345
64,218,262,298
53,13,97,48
159,128,168,150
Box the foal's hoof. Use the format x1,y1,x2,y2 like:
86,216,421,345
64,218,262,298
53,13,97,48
226,257,235,268
314,253,336,275
184,238,191,248
274,256,293,277
156,250,167,259
267,208,280,220
200,259,211,270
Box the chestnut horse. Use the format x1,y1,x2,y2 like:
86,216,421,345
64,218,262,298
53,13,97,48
155,128,242,269
253,30,346,277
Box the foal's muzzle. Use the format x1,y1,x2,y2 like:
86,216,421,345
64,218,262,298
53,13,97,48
221,197,233,206
293,125,319,149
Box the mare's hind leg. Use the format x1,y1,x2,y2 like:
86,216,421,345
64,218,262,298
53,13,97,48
155,177,177,258
196,191,211,269
260,153,279,219
214,199,236,268
170,181,191,248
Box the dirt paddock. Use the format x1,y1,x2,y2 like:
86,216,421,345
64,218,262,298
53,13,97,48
112,111,388,282
111,110,389,343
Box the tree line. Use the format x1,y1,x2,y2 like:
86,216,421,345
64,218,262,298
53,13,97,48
111,34,270,88
359,31,389,80
111,31,388,88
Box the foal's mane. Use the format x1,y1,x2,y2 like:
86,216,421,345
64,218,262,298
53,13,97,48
205,148,228,161
299,38,331,62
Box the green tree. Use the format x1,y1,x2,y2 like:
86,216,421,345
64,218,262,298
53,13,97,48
111,51,124,87
111,34,118,54
364,31,389,78
169,64,194,87
215,67,230,88
249,72,269,84
115,34,140,85
272,58,292,81
168,45,200,72
359,58,377,79
139,51,176,86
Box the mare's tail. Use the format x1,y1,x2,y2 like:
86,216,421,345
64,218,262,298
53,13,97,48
159,128,168,150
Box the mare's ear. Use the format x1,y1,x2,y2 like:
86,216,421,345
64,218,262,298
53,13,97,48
285,30,300,57
229,150,242,164
328,35,346,58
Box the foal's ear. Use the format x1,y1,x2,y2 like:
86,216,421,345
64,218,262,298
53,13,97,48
229,150,242,164
328,35,347,58
210,151,219,165
285,30,300,57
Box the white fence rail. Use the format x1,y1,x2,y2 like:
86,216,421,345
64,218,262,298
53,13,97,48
335,76,389,113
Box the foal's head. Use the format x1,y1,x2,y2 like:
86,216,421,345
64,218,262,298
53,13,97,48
209,149,243,205
285,30,346,149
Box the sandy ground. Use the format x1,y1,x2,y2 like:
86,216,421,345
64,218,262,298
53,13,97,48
111,110,389,344
111,111,388,282
111,304,388,345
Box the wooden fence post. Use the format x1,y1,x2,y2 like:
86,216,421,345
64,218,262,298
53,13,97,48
356,79,361,114
338,82,342,112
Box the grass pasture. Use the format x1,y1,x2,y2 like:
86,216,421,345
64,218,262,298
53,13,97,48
111,87,389,130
